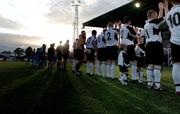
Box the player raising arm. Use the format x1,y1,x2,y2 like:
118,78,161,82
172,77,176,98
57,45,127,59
165,0,180,95
143,2,165,90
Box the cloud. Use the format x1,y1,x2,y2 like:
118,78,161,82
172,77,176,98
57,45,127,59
0,0,132,52
46,0,74,24
0,15,23,30
46,0,131,25
0,33,43,52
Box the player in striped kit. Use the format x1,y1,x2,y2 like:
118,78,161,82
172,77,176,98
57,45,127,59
74,31,86,76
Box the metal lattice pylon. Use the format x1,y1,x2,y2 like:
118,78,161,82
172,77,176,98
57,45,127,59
72,0,81,42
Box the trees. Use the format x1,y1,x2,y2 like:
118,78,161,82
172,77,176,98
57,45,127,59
0,51,11,61
25,47,33,61
14,48,25,57
1,51,11,55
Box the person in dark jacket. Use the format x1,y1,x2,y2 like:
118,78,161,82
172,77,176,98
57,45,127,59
48,44,55,69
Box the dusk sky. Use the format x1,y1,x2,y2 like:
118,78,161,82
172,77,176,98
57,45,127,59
0,0,131,52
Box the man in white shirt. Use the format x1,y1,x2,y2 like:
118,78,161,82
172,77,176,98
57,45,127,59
105,22,119,79
120,16,137,82
165,0,180,95
86,30,97,76
96,29,107,77
143,2,165,90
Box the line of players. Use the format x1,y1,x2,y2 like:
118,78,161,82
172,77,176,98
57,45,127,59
47,40,70,70
72,22,147,86
73,0,180,94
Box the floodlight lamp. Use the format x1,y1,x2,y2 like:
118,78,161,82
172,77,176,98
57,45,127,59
135,2,140,8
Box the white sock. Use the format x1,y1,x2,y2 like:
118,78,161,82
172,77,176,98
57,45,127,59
147,68,153,86
111,63,116,79
154,67,161,88
89,63,94,75
120,73,127,80
96,61,101,76
102,62,106,77
172,63,180,92
131,64,137,80
107,64,111,78
86,62,89,73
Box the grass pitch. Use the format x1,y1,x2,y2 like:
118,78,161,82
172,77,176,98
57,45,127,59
0,62,179,114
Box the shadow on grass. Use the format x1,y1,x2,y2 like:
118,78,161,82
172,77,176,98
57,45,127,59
31,70,81,114
0,69,53,113
0,67,180,114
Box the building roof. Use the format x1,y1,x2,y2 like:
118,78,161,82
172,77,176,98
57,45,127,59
83,0,165,28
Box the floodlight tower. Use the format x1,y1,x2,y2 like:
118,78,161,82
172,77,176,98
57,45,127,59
72,0,81,42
